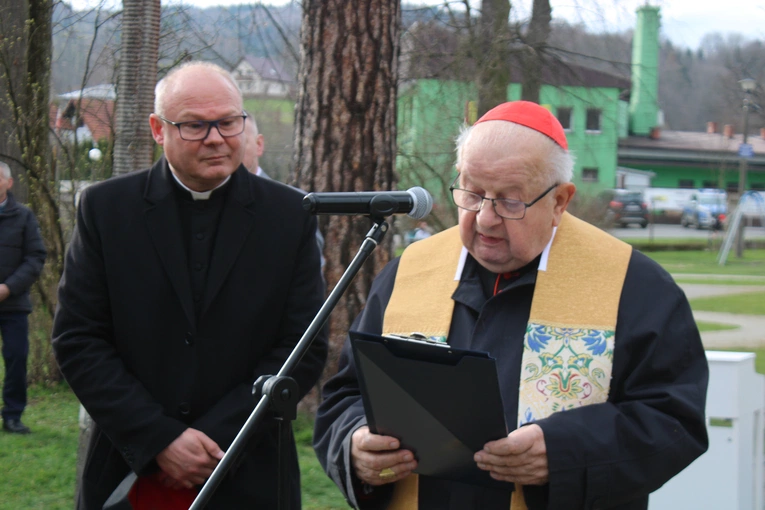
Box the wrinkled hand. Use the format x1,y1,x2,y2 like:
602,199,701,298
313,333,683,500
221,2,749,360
474,424,549,485
0,284,9,303
351,426,418,486
156,428,224,489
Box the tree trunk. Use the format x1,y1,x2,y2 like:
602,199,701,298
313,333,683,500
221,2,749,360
112,0,161,175
477,0,511,116
293,0,400,388
520,0,551,103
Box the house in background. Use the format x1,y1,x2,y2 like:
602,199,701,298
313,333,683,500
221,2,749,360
52,84,115,144
231,56,295,99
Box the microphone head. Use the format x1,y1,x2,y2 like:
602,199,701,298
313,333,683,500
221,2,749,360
406,187,433,220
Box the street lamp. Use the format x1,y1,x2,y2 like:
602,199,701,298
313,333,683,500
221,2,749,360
735,77,756,257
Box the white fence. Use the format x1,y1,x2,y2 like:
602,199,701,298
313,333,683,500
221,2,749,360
651,351,765,510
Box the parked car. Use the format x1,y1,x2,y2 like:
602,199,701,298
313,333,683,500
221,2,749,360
599,189,649,228
681,189,727,230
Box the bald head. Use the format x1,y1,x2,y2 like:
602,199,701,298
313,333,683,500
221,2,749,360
155,61,242,118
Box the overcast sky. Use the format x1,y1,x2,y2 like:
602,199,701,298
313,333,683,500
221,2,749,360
66,0,764,51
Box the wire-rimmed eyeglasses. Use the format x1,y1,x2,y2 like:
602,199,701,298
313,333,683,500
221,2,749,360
449,175,559,220
158,112,248,141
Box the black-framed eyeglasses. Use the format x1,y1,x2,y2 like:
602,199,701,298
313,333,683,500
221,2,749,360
158,112,248,141
449,175,559,220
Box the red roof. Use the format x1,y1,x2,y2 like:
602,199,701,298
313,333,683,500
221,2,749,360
53,98,115,142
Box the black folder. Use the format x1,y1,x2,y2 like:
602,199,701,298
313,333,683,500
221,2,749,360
349,330,509,489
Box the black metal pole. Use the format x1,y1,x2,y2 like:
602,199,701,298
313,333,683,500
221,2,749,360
189,218,390,510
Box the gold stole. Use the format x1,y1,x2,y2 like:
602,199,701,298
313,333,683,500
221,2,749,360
381,212,632,510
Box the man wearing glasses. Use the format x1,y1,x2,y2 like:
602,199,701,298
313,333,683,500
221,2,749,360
314,101,708,509
53,61,327,509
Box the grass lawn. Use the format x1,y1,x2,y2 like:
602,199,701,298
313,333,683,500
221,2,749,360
646,249,765,276
696,321,740,332
0,383,79,510
689,291,765,315
0,374,347,509
674,277,765,286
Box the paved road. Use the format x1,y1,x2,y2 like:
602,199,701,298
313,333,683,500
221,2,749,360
611,223,765,240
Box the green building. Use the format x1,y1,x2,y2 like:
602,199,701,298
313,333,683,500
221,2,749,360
397,4,764,225
617,6,765,193
396,67,631,222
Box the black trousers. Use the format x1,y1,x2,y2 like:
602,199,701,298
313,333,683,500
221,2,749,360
0,312,29,421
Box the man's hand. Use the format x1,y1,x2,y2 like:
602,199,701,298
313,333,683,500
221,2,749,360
350,426,417,486
156,428,225,489
474,424,549,485
0,284,10,303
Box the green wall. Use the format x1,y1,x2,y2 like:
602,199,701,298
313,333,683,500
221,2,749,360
396,79,623,205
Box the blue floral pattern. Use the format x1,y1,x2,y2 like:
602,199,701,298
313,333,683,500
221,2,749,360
518,322,615,426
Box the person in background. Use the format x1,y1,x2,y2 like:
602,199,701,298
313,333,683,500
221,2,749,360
313,101,708,509
242,112,325,268
0,162,46,435
52,61,327,509
242,112,266,179
411,220,433,242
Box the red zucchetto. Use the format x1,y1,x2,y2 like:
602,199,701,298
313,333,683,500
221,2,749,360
474,101,568,150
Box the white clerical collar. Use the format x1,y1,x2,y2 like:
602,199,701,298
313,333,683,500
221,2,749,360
170,171,231,201
537,226,558,272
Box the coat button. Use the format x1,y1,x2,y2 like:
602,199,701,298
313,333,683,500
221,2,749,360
178,402,191,416
185,332,194,346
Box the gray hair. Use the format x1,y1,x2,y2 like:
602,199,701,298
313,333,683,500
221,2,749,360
455,121,574,185
154,61,242,117
0,161,11,179
244,110,259,135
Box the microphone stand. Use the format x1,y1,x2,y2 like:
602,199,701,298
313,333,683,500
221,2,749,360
190,216,390,510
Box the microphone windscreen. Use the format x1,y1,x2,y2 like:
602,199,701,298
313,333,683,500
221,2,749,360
407,187,433,220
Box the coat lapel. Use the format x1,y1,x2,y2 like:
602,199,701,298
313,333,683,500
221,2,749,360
201,166,257,317
143,158,196,328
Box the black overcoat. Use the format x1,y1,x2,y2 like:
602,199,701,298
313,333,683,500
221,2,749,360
53,158,327,509
314,251,709,510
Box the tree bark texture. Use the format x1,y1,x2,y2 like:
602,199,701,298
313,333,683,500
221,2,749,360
112,0,160,175
293,0,400,378
477,0,511,116
521,0,551,103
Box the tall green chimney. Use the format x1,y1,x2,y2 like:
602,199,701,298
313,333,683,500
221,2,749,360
629,6,660,136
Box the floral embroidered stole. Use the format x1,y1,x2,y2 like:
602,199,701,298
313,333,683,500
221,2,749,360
380,212,632,510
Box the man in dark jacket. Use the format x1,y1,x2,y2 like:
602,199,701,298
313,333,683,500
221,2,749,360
52,62,327,509
0,162,47,434
313,102,708,509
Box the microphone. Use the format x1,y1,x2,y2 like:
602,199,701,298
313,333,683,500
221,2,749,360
302,187,433,219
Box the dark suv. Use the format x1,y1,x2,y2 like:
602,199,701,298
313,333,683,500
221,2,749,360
599,189,649,228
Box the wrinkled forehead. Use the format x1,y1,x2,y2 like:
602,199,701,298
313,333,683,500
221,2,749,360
459,123,553,183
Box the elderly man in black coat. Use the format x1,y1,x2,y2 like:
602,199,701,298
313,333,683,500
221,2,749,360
52,61,327,509
0,162,46,435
